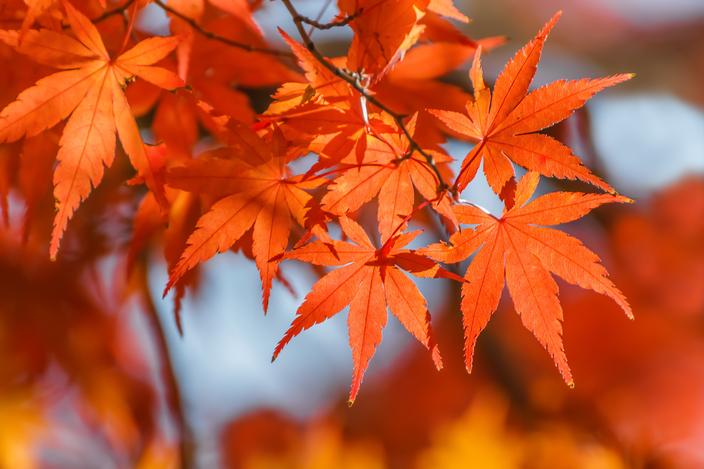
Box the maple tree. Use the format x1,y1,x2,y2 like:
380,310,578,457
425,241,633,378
0,0,641,452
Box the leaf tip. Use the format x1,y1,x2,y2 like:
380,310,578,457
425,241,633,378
271,343,284,363
464,355,475,375
49,230,61,262
262,293,270,315
431,345,443,371
540,10,563,34
426,108,442,119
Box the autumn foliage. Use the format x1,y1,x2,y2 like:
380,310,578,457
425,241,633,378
6,0,686,464
0,0,636,405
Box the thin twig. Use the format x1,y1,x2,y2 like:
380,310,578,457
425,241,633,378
93,0,137,23
307,0,333,36
60,0,136,29
153,0,292,57
280,0,452,195
299,8,362,31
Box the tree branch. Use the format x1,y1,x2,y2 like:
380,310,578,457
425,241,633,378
297,9,362,30
60,0,136,29
279,0,452,195
152,0,292,57
137,262,196,469
93,0,136,22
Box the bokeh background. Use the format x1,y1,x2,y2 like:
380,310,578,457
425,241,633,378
1,0,703,467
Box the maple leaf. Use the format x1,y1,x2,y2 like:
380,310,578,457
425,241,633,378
149,8,299,156
18,0,56,37
0,1,183,258
372,38,503,116
337,0,470,82
339,0,426,81
420,172,633,384
164,126,323,311
273,216,462,403
272,29,354,113
429,11,633,194
268,20,497,129
319,115,456,241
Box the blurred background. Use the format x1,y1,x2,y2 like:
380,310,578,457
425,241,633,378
1,0,703,467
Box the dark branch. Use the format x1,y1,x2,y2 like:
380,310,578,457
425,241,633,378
297,9,362,30
137,262,196,468
93,0,136,22
60,0,136,29
152,0,292,57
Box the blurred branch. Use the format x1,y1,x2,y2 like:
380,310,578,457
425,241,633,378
137,262,196,469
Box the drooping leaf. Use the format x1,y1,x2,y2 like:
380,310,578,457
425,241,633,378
274,216,455,403
420,172,633,383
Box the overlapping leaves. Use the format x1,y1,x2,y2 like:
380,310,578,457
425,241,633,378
0,1,183,257
421,172,633,382
0,0,635,404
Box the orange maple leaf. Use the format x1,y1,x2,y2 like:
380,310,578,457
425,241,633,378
337,0,472,81
164,126,324,311
273,216,463,403
267,21,498,135
429,12,633,194
320,115,456,241
420,172,633,385
340,0,426,80
0,1,183,258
